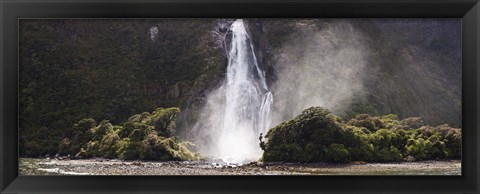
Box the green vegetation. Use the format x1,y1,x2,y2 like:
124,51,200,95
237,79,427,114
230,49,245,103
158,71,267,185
23,107,202,161
261,106,461,163
19,19,226,156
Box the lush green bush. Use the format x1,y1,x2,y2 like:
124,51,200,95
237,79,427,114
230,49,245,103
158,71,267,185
325,143,350,163
262,107,357,163
344,126,374,161
400,117,425,130
146,107,180,137
444,126,461,158
91,120,115,141
347,114,383,132
55,107,202,161
261,106,461,163
99,131,120,158
374,146,403,162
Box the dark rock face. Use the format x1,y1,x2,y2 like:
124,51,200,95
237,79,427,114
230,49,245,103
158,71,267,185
358,19,461,127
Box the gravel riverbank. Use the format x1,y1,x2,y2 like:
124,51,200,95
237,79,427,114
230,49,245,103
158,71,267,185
19,158,461,176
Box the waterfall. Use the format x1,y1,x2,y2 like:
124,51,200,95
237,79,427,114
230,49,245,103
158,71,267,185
213,19,273,163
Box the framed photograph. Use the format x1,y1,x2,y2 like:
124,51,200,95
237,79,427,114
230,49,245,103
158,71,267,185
1,0,479,193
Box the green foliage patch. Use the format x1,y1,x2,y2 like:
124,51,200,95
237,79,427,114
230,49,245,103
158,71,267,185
261,106,461,163
50,107,201,161
19,19,226,149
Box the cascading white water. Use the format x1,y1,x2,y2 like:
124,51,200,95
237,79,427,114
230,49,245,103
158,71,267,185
215,19,273,163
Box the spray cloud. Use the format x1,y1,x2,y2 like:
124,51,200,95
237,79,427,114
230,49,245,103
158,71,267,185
270,20,370,125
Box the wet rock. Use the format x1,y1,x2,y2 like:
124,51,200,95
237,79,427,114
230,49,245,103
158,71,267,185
132,162,142,166
226,163,239,168
211,163,222,168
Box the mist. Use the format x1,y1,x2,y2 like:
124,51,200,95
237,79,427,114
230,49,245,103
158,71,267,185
270,20,370,125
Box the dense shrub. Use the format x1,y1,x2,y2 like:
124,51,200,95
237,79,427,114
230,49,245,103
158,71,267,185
400,117,425,130
347,114,383,132
55,107,201,161
68,118,97,155
261,106,462,163
147,107,180,137
262,107,358,163
374,146,402,162
91,120,115,141
444,127,461,158
99,131,120,158
344,127,374,161
325,143,350,163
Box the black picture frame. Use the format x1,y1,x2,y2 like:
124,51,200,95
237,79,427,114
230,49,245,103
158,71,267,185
1,0,479,193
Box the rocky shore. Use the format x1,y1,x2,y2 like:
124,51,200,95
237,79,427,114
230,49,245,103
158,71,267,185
19,158,461,176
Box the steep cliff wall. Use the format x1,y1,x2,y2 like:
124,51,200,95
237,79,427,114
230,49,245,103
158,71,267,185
247,19,461,127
